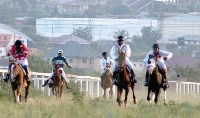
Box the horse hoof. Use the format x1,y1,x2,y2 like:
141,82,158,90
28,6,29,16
134,99,137,104
164,100,168,106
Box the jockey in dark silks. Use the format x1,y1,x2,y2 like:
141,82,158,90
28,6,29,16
42,50,71,87
143,44,173,88
4,40,30,82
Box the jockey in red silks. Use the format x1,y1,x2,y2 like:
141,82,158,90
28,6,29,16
143,43,172,88
110,36,137,85
4,40,30,82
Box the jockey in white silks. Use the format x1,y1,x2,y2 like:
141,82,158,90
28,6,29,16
100,52,114,75
100,52,114,85
110,36,137,85
143,43,172,88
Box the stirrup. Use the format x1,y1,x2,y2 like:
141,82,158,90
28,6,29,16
113,79,118,85
163,82,168,88
132,78,137,83
144,82,148,86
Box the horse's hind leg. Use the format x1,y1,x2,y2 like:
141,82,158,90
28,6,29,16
25,85,30,102
131,84,137,104
12,89,17,103
147,88,151,102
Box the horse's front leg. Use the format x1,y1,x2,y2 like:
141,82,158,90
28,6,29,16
12,88,17,103
131,84,137,104
17,85,22,104
124,87,129,105
25,85,30,102
103,89,106,98
147,88,151,102
163,90,167,105
109,86,113,98
117,87,123,106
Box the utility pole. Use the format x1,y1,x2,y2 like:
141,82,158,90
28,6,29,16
157,1,165,49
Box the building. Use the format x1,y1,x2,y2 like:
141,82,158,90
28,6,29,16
169,35,200,46
48,34,91,44
162,14,200,43
36,18,158,41
44,41,101,70
47,0,88,15
0,23,34,58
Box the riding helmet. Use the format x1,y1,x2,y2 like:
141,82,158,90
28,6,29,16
58,50,63,54
153,44,159,49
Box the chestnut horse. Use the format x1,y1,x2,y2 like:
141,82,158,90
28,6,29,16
51,64,64,98
116,51,137,106
101,63,113,98
146,57,167,105
9,61,31,104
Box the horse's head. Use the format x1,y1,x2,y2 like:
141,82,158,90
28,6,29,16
9,62,21,81
105,63,111,74
53,64,60,74
147,57,156,75
116,50,126,68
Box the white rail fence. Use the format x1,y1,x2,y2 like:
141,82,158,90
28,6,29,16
0,69,200,98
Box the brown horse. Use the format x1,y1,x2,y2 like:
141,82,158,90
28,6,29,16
116,51,137,106
51,64,64,98
146,57,167,105
9,61,31,104
101,63,113,98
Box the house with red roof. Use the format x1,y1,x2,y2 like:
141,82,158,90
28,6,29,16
47,34,90,44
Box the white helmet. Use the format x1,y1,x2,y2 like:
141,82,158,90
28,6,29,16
58,50,63,54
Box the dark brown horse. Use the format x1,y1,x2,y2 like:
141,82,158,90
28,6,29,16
51,64,64,98
116,51,137,106
101,63,113,98
146,57,167,105
9,61,31,104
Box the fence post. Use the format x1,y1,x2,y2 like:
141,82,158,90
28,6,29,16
187,84,189,94
48,87,50,97
86,80,88,95
80,78,82,92
183,83,185,94
193,84,196,93
113,85,115,97
176,81,178,94
197,85,199,94
179,82,181,95
37,78,39,90
34,75,37,89
91,80,93,98
97,81,99,97
190,84,192,94
41,76,44,92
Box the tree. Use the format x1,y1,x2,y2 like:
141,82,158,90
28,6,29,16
72,27,93,41
113,29,129,40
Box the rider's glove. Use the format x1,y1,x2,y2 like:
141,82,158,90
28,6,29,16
163,57,168,61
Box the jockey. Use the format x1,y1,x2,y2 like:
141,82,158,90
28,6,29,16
110,36,137,85
42,50,71,87
100,52,114,85
143,43,172,88
4,40,30,82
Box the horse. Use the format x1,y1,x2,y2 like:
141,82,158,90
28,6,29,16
51,64,64,98
101,63,113,98
115,51,137,106
9,60,31,104
146,57,167,105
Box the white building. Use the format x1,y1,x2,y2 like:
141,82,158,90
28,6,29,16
0,23,33,58
36,18,158,41
162,14,200,43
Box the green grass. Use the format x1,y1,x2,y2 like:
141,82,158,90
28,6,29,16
1,81,200,118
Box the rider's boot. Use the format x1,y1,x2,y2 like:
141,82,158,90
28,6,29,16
144,71,149,86
112,71,118,85
24,68,31,83
42,79,49,87
3,73,10,82
162,72,169,88
131,69,137,83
